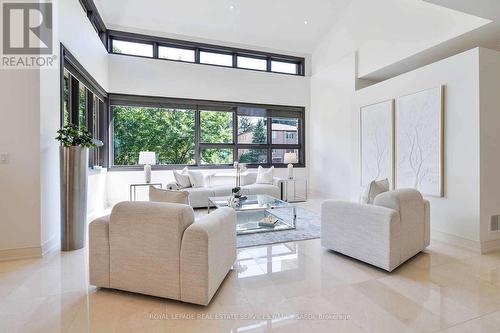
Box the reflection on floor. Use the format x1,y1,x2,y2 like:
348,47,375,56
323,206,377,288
2,198,500,332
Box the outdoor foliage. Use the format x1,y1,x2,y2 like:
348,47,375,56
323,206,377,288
200,111,234,164
112,106,284,166
238,118,268,163
56,124,100,148
113,106,196,165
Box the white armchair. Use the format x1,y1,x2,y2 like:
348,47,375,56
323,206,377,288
321,189,430,271
89,201,236,305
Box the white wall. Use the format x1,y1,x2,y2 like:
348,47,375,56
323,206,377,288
478,48,500,250
108,55,309,106
38,0,109,253
0,70,42,254
0,0,109,257
309,54,356,199
353,49,481,243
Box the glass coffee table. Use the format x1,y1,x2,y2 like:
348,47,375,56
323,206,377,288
208,194,297,235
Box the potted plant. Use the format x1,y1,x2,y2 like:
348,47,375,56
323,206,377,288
56,124,102,251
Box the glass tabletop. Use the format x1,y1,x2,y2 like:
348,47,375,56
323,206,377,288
209,194,290,211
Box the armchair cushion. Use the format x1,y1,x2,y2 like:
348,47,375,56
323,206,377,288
360,178,389,204
149,186,189,205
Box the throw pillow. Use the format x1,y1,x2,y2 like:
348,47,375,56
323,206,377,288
188,170,206,188
359,179,389,204
173,167,191,189
149,186,189,205
255,166,274,184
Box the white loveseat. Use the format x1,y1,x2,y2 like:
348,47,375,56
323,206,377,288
89,201,236,305
321,189,430,272
167,172,281,208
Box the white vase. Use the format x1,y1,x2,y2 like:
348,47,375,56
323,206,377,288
287,163,294,179
144,164,152,183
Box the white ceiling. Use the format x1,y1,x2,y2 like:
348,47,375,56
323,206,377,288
94,0,352,54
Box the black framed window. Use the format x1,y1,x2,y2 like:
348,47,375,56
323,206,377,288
109,94,305,169
77,1,305,75
199,51,233,67
158,46,195,62
60,44,108,168
271,60,298,74
108,30,305,76
237,56,267,71
112,105,196,166
111,39,153,57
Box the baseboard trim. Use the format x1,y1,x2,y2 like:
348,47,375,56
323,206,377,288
0,246,42,261
480,238,500,254
42,236,59,255
431,229,481,253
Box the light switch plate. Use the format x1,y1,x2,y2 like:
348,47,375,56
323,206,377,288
0,152,9,165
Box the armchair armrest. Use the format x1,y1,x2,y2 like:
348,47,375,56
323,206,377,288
273,177,282,187
89,215,110,288
180,207,236,305
321,200,401,271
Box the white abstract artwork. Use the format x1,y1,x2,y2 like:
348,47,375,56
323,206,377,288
395,86,443,197
360,100,394,187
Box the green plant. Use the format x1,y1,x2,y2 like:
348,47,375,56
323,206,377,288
56,124,102,148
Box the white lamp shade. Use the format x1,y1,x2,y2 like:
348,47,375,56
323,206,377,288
283,152,297,164
138,151,156,165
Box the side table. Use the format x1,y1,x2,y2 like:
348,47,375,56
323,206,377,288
278,178,308,203
129,183,162,201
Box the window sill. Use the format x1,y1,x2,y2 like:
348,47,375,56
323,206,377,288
107,164,305,172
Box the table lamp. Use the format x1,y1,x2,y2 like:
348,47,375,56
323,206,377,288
284,152,296,179
138,151,156,183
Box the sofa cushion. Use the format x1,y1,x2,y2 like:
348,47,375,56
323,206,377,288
174,167,191,189
255,166,274,184
213,185,234,197
188,170,206,188
184,187,216,208
149,186,189,205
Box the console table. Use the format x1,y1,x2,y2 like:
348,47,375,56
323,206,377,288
129,183,162,201
278,178,308,203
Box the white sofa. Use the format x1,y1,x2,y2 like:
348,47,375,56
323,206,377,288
167,172,281,208
89,201,236,305
321,189,430,272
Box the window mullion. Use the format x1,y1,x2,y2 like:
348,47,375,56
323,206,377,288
267,116,272,166
195,107,200,166
233,109,238,163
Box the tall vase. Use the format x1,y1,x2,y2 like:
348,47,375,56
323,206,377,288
60,146,88,251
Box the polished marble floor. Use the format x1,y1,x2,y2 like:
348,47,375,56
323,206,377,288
2,200,500,332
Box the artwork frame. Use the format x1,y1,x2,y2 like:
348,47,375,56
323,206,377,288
360,99,395,189
395,85,444,197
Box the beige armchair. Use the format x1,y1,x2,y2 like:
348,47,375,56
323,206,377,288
321,189,430,271
89,201,236,305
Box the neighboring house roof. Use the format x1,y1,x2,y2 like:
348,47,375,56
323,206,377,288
272,123,297,131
